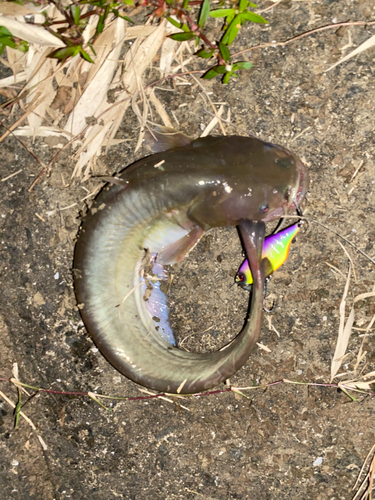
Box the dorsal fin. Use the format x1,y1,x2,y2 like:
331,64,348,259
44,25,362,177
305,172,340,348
144,126,193,153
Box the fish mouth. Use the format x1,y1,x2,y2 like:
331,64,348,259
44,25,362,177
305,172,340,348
263,156,309,222
289,157,309,212
270,145,309,214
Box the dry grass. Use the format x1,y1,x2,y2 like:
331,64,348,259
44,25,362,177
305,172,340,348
330,252,375,395
325,33,375,73
0,3,189,179
353,443,375,500
1,3,375,181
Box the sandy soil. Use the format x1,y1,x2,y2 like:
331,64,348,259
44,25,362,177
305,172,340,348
1,1,375,499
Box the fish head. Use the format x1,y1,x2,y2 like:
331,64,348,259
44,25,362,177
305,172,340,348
187,137,309,229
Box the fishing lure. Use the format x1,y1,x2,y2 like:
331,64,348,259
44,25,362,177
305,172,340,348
236,223,300,290
74,132,309,394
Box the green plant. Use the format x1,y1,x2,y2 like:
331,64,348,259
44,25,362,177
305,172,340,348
166,0,267,83
0,26,29,56
3,0,267,82
45,1,133,63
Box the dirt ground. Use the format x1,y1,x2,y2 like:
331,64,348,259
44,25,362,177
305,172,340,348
1,1,375,499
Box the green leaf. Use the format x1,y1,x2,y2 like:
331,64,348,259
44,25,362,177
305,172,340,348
120,15,133,23
80,47,94,63
232,61,253,70
209,8,235,18
167,17,182,29
122,15,133,23
225,12,235,27
239,0,248,11
96,14,105,35
243,11,268,24
87,41,96,56
14,389,21,429
223,72,231,84
124,0,134,5
183,0,190,7
196,48,214,59
240,13,248,25
222,14,241,45
48,46,77,62
249,3,258,7
0,36,17,50
202,65,226,79
71,5,80,25
18,40,29,52
0,26,13,37
112,9,134,23
340,387,359,402
198,0,210,29
202,68,219,80
213,65,227,74
218,41,230,62
228,25,239,45
169,32,195,42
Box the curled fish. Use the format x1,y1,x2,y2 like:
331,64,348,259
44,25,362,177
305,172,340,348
74,133,309,394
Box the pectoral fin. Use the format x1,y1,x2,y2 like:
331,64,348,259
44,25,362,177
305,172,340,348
157,225,204,265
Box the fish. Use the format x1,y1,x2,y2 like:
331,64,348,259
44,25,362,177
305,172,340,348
236,223,301,291
74,133,309,394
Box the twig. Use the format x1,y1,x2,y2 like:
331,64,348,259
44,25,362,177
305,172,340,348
1,375,375,406
1,169,22,182
232,20,375,58
257,0,285,14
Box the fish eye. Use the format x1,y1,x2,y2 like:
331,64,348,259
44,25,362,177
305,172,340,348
236,273,245,282
260,204,269,213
